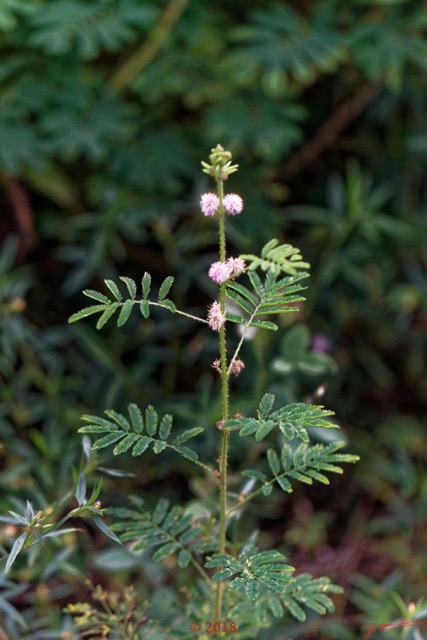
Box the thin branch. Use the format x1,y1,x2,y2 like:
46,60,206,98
283,83,382,179
109,0,190,91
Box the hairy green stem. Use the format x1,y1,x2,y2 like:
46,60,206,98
215,179,230,621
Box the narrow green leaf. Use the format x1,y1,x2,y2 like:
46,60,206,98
258,303,300,314
227,281,258,306
104,279,122,301
159,299,176,312
268,596,284,618
224,312,246,324
153,499,169,524
158,299,176,313
93,517,122,545
132,436,152,456
159,414,173,440
304,469,330,484
5,533,27,574
153,542,178,561
283,596,306,621
258,393,275,419
250,320,278,331
178,549,192,568
267,449,281,474
238,418,261,437
113,433,139,455
105,410,130,431
175,446,198,462
245,580,260,601
158,276,174,301
275,475,292,493
140,299,150,318
128,403,144,434
255,420,275,441
142,272,151,299
117,300,133,327
68,305,107,323
153,441,167,454
80,415,117,429
93,432,123,450
247,270,264,295
119,276,137,299
241,469,267,482
75,472,87,506
173,427,204,445
225,289,254,315
96,303,119,329
280,445,293,470
289,470,313,484
83,289,111,304
89,478,103,504
262,484,273,496
145,406,158,436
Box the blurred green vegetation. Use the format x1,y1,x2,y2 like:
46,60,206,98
1,0,427,638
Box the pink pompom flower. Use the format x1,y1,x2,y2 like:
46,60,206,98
209,261,233,284
226,257,245,275
230,359,245,376
200,192,220,217
223,193,243,215
207,301,225,331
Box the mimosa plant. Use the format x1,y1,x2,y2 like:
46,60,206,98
4,145,359,638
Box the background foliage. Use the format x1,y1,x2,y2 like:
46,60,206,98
1,0,427,637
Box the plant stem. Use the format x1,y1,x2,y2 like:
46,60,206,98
215,178,230,621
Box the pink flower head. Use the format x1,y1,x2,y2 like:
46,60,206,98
208,301,225,331
209,260,233,284
226,257,246,275
230,359,245,376
201,192,220,217
223,193,243,215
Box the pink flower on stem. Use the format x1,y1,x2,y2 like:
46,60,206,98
223,193,243,215
209,261,233,284
208,301,225,331
230,359,245,376
200,192,220,217
226,257,246,275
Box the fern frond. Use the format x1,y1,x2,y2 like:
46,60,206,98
78,403,205,466
233,5,347,88
225,395,337,443
29,1,158,58
240,442,360,499
68,273,178,328
241,239,310,276
206,546,294,602
226,270,308,334
228,572,342,624
109,496,217,572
